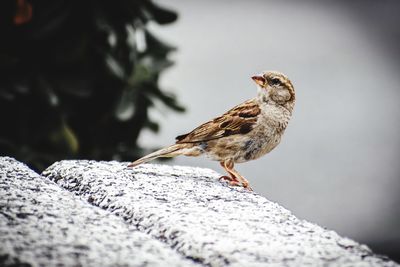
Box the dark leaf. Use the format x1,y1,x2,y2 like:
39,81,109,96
142,1,178,25
145,120,160,133
0,0,184,171
144,29,176,58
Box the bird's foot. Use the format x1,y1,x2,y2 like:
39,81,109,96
219,176,241,187
239,178,253,191
219,175,234,182
219,176,252,190
242,182,253,191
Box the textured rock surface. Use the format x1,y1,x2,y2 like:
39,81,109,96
41,159,398,267
0,157,197,267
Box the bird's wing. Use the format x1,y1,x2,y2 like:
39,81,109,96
175,99,261,144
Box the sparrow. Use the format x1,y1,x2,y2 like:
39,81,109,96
128,71,295,190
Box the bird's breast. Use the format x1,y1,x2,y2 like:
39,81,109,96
235,126,283,163
235,105,291,163
203,104,292,163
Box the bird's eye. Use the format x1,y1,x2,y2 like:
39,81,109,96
270,78,281,86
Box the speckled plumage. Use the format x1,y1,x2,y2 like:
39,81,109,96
129,71,295,190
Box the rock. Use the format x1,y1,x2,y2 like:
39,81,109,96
40,159,398,267
0,157,197,267
1,156,398,267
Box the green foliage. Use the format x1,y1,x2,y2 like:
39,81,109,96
0,0,184,171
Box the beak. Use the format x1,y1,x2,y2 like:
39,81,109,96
251,74,266,87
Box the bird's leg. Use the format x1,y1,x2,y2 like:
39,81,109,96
227,166,253,191
220,160,253,191
219,161,241,186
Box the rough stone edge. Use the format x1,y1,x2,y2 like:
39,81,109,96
41,159,399,267
0,157,200,267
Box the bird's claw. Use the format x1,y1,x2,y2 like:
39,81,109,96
219,175,235,182
219,175,241,186
243,184,253,191
219,176,252,190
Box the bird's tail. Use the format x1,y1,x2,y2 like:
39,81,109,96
128,144,184,167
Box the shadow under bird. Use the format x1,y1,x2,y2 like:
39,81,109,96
128,71,295,190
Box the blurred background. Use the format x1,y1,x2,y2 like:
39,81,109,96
142,0,400,261
1,0,399,262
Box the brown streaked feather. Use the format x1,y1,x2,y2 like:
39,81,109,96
175,99,261,144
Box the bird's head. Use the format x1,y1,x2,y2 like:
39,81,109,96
251,71,295,109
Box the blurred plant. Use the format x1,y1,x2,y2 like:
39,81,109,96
0,0,184,171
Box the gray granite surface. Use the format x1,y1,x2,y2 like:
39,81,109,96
38,159,398,267
0,157,197,267
1,156,398,267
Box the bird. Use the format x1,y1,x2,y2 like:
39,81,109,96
128,71,295,190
